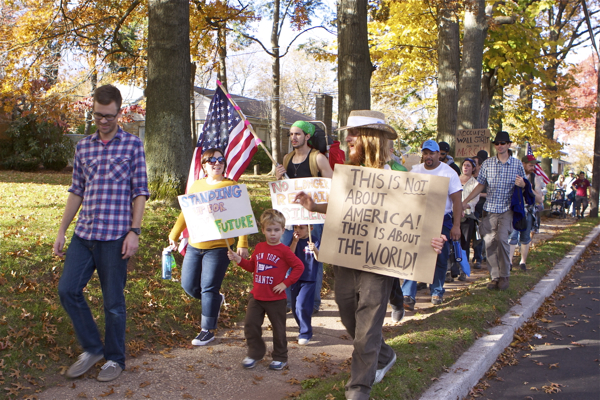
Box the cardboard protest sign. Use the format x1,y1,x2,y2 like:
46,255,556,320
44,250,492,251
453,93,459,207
269,178,330,225
319,165,449,283
455,129,490,158
178,184,258,243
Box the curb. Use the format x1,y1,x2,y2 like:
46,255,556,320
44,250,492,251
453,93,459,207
419,224,600,400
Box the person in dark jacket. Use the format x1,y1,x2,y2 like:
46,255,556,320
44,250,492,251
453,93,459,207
438,141,461,176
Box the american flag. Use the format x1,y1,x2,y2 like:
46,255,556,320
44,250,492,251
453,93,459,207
186,85,258,190
526,142,550,184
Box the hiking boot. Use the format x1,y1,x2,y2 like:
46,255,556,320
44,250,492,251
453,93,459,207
474,261,482,269
458,272,467,281
431,295,443,305
403,296,415,311
498,277,510,291
374,352,396,384
487,279,499,290
96,360,122,382
391,308,405,323
191,330,215,346
242,357,261,369
519,263,527,272
269,361,287,370
65,352,104,378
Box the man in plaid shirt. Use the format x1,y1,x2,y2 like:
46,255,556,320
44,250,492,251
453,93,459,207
53,85,150,382
462,131,525,291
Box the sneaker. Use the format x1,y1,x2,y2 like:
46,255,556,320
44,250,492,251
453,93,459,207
431,295,443,305
65,352,104,378
391,308,405,323
445,271,454,283
298,338,310,345
416,282,427,291
268,361,287,370
191,330,215,346
286,306,292,314
374,352,396,384
242,357,261,369
498,276,510,291
403,296,415,311
96,360,122,382
519,263,527,271
487,279,499,290
474,261,482,270
458,272,467,281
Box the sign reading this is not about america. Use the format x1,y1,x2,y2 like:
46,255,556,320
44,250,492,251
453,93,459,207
178,184,258,243
319,165,449,283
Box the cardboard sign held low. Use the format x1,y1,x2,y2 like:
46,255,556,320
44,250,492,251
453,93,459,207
455,129,490,158
269,178,330,225
178,184,258,243
319,165,449,283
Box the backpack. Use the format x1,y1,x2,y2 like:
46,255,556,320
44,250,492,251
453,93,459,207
282,148,321,177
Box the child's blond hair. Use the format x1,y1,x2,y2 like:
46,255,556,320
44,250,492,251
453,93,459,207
260,209,286,230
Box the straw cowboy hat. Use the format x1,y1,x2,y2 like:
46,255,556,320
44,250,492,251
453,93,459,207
337,110,398,140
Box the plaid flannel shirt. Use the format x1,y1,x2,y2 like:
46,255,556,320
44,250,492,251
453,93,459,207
477,156,525,214
69,128,150,241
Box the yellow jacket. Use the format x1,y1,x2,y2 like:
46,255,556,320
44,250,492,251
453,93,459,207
169,178,249,250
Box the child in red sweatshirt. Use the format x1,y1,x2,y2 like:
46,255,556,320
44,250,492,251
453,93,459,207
228,209,304,371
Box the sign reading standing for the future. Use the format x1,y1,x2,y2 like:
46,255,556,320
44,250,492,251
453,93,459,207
178,184,258,243
319,165,449,283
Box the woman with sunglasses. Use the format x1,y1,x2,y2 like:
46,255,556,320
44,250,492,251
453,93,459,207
458,158,480,276
168,148,249,346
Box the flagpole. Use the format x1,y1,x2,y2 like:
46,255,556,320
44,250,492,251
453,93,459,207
216,81,289,178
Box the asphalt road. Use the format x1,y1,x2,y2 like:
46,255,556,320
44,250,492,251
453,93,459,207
475,237,600,399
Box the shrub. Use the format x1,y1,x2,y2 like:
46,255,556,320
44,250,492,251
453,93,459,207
4,114,73,171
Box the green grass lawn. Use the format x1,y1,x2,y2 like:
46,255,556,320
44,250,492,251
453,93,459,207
0,170,597,400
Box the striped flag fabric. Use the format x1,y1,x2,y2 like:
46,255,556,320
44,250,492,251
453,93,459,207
186,84,258,191
526,142,550,184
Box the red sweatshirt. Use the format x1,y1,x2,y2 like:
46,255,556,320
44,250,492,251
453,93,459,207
239,242,304,301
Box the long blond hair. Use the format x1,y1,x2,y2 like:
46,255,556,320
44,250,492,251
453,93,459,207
352,128,390,168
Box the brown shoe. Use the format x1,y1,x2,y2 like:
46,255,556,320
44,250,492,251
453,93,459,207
487,279,499,290
498,277,510,291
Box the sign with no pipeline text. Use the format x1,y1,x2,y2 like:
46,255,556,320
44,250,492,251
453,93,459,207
269,178,330,225
319,165,449,283
178,184,258,243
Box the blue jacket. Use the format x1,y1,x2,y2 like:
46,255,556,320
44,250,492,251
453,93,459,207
511,179,536,231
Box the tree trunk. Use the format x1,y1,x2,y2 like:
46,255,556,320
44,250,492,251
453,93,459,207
146,0,192,200
217,25,228,90
436,3,460,146
84,71,97,135
590,55,600,218
480,68,497,129
337,0,371,151
457,0,486,135
270,0,282,168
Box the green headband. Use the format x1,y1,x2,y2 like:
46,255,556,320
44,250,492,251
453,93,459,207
291,121,315,137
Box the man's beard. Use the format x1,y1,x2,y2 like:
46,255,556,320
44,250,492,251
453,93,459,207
349,143,364,166
292,136,306,149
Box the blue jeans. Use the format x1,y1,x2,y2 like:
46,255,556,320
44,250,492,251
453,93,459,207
402,224,451,299
283,224,323,311
58,234,128,369
180,246,229,330
509,212,533,245
290,280,317,340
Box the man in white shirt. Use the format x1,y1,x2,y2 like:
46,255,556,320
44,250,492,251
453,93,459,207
564,170,577,217
403,140,463,309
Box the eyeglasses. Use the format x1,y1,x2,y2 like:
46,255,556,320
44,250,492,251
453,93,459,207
205,156,225,165
493,141,508,146
93,112,119,122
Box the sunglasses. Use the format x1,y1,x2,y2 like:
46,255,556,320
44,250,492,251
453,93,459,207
493,141,509,146
204,156,225,165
